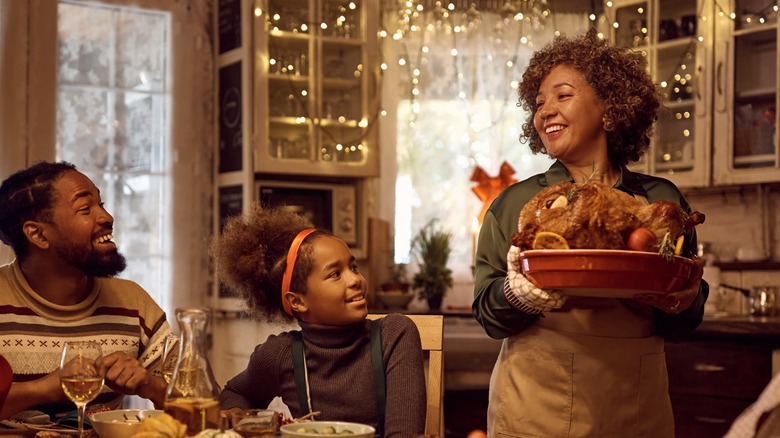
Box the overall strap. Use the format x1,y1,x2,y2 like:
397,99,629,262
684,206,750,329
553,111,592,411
290,321,386,435
371,318,386,437
291,331,311,416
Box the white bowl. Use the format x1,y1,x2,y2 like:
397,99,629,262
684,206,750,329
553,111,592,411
90,409,164,438
280,421,375,438
376,291,414,310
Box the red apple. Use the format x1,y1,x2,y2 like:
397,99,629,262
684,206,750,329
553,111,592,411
626,228,658,252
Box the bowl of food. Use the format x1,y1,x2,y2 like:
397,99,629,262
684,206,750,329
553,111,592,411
280,421,375,437
90,409,164,438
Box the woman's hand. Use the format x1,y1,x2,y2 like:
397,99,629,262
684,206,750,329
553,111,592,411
634,256,705,314
505,245,565,313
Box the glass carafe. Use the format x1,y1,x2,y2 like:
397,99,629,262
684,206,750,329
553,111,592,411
164,307,221,435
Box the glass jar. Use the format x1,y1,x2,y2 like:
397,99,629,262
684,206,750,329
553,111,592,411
164,307,221,435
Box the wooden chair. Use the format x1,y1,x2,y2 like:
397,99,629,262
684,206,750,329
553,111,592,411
368,314,444,437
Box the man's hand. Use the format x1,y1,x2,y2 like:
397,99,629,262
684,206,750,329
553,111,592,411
97,352,167,408
0,369,67,420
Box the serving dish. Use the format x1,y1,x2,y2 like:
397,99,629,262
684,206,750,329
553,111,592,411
519,249,695,298
89,409,163,438
280,421,375,437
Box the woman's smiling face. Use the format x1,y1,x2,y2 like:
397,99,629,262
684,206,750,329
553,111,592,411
532,64,607,164
297,235,367,325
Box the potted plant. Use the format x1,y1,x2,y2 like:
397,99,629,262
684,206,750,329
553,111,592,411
377,263,413,310
411,219,453,310
381,263,410,294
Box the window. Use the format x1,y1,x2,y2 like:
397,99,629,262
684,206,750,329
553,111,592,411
1,0,215,318
385,11,592,285
56,1,171,307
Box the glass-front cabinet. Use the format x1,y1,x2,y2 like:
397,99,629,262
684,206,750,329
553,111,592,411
253,0,380,176
606,0,713,188
713,0,779,184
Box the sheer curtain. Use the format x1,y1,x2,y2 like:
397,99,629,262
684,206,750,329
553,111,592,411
383,9,591,290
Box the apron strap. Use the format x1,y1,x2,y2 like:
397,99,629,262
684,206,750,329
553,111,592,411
291,331,311,416
290,320,386,435
371,318,386,437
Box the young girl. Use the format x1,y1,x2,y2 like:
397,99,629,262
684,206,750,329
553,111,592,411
211,204,426,437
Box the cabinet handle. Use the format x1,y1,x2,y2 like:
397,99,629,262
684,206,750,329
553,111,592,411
716,61,723,96
693,363,726,372
694,416,728,424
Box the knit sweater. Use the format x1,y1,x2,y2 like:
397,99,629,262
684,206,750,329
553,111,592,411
0,260,172,416
219,313,426,437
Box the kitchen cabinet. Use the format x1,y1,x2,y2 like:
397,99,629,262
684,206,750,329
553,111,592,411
605,0,714,188
666,340,770,436
665,316,780,437
252,0,380,176
713,0,779,184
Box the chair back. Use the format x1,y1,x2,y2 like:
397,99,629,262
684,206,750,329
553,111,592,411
368,314,443,436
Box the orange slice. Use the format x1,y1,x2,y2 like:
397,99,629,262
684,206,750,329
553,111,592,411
674,235,685,255
532,231,570,250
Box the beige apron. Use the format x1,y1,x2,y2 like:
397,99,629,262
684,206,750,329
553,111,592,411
488,194,674,438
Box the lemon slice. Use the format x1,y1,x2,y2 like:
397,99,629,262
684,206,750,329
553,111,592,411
549,195,568,209
532,231,570,250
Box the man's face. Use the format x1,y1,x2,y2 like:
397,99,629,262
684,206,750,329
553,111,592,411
46,171,126,277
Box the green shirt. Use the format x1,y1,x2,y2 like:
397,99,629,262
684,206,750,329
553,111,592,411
472,160,709,339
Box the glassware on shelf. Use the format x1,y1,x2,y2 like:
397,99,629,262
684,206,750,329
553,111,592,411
164,307,221,436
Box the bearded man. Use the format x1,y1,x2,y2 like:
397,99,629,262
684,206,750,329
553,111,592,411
0,161,172,421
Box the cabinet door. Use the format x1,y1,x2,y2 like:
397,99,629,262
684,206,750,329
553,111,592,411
607,0,713,187
609,0,652,176
713,0,779,184
651,0,713,188
254,0,379,176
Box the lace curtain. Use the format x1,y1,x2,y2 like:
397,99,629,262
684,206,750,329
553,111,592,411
384,10,591,279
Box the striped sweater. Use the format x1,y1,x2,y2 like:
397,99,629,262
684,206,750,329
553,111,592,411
0,260,172,416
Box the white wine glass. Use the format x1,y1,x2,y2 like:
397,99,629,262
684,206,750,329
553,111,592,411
161,334,180,384
59,341,104,438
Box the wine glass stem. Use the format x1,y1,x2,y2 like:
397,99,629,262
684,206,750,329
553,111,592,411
77,403,86,438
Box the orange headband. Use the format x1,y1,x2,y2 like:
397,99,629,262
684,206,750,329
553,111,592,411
281,228,317,316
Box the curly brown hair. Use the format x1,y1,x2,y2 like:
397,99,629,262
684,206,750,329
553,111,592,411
517,27,661,166
209,204,326,322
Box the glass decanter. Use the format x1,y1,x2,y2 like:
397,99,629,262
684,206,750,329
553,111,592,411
164,307,221,435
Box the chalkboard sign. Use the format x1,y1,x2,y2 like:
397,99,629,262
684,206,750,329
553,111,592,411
218,185,243,231
218,0,241,54
218,185,243,298
218,62,242,173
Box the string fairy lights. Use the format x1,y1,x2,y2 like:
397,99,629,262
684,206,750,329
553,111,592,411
257,1,381,163
383,0,557,133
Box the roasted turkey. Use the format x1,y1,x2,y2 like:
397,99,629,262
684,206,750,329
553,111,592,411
511,181,705,253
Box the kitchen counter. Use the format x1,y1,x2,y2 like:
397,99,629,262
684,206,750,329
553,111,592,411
695,313,780,341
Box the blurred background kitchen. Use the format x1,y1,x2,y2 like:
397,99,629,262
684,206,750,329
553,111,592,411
1,0,779,436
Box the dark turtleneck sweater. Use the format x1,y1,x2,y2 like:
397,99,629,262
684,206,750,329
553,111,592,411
219,313,426,437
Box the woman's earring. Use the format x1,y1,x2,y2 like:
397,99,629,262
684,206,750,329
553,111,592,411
602,116,613,132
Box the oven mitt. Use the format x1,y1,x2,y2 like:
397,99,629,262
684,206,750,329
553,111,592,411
505,245,565,313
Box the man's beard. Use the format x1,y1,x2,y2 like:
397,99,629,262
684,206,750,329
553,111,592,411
56,243,127,278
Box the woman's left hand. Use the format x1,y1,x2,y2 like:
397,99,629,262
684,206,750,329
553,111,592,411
634,256,705,314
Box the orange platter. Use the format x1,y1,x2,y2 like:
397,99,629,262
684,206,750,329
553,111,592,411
519,249,695,298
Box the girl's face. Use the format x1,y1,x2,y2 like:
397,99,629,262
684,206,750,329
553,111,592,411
532,64,607,165
296,235,368,325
